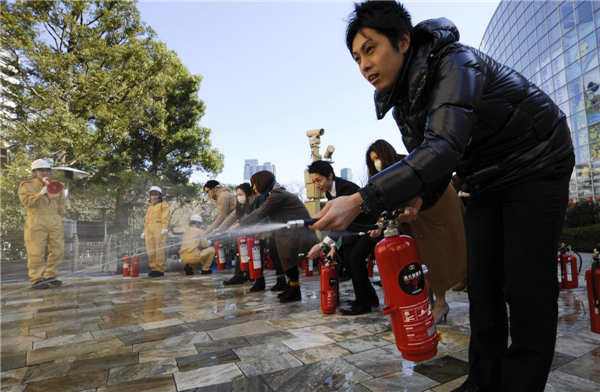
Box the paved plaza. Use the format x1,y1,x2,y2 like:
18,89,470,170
1,255,599,392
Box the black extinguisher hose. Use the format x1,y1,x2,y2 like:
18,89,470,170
287,219,379,232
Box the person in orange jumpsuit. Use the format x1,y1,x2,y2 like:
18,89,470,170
142,186,169,277
180,214,215,275
18,159,66,289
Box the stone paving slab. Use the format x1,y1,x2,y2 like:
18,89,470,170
0,260,598,392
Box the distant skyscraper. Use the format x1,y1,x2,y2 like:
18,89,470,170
340,168,353,183
244,160,276,181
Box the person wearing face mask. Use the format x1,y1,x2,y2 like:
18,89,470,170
367,139,466,323
142,186,170,278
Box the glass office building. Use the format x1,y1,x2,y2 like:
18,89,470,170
480,0,600,203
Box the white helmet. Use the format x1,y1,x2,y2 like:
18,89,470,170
190,214,203,223
31,159,51,171
149,186,162,194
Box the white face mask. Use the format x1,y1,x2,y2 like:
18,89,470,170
237,195,246,205
374,160,383,172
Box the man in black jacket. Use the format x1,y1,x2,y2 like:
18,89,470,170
307,160,380,315
306,160,356,282
312,2,574,392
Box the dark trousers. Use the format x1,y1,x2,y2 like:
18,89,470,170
337,242,351,277
464,157,573,392
348,236,379,310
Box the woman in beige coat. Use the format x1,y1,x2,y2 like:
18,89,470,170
367,140,467,323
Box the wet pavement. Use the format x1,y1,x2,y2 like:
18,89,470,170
1,254,599,392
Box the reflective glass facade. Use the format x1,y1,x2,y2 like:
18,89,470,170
481,0,600,203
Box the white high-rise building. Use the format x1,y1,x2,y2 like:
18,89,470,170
340,168,353,183
244,159,276,181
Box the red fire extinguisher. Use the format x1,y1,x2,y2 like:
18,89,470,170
558,244,580,290
248,236,263,280
367,255,374,278
317,252,326,275
586,249,600,334
122,255,130,277
264,249,274,270
130,254,139,278
237,236,250,272
375,211,438,362
215,241,227,270
306,257,314,277
321,256,338,314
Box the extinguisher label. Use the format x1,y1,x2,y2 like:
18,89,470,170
557,262,562,282
123,262,129,268
308,259,313,271
240,245,249,264
218,249,225,263
398,263,424,296
399,298,435,345
566,262,572,281
252,246,262,269
329,277,338,288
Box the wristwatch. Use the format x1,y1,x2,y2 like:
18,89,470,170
359,195,371,214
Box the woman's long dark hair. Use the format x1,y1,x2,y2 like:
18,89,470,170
366,139,407,178
235,183,254,218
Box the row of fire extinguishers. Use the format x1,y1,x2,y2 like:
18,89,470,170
213,236,275,280
287,211,440,362
122,254,140,277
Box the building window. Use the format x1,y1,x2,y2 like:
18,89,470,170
574,128,590,149
556,85,569,105
583,66,600,89
581,49,598,73
566,60,582,81
572,110,588,131
563,26,579,49
560,1,575,20
562,11,577,33
565,43,580,64
578,14,595,38
576,0,594,23
549,23,562,44
575,145,591,164
571,93,586,114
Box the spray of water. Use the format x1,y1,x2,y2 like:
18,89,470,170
0,221,292,298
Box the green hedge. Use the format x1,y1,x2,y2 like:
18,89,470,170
559,223,600,253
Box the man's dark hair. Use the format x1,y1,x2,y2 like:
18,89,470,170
345,1,414,53
204,180,220,190
307,160,335,179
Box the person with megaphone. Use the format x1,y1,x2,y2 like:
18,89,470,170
18,159,66,289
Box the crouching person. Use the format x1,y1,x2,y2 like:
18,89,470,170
180,214,215,275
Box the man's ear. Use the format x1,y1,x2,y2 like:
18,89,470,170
400,32,410,54
328,173,334,181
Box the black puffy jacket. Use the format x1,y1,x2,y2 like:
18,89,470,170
359,18,574,213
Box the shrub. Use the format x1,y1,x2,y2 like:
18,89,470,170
559,223,600,253
564,201,600,228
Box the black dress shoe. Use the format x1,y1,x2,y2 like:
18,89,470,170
279,286,301,303
148,271,164,278
223,276,244,285
340,305,371,316
339,274,351,282
250,277,266,292
346,299,380,308
450,380,483,392
184,264,194,275
200,269,212,275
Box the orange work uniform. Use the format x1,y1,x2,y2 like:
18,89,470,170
18,178,66,284
144,201,169,272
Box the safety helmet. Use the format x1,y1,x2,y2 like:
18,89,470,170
149,186,162,194
190,214,203,223
31,159,51,171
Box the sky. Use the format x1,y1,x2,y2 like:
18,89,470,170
136,0,501,189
